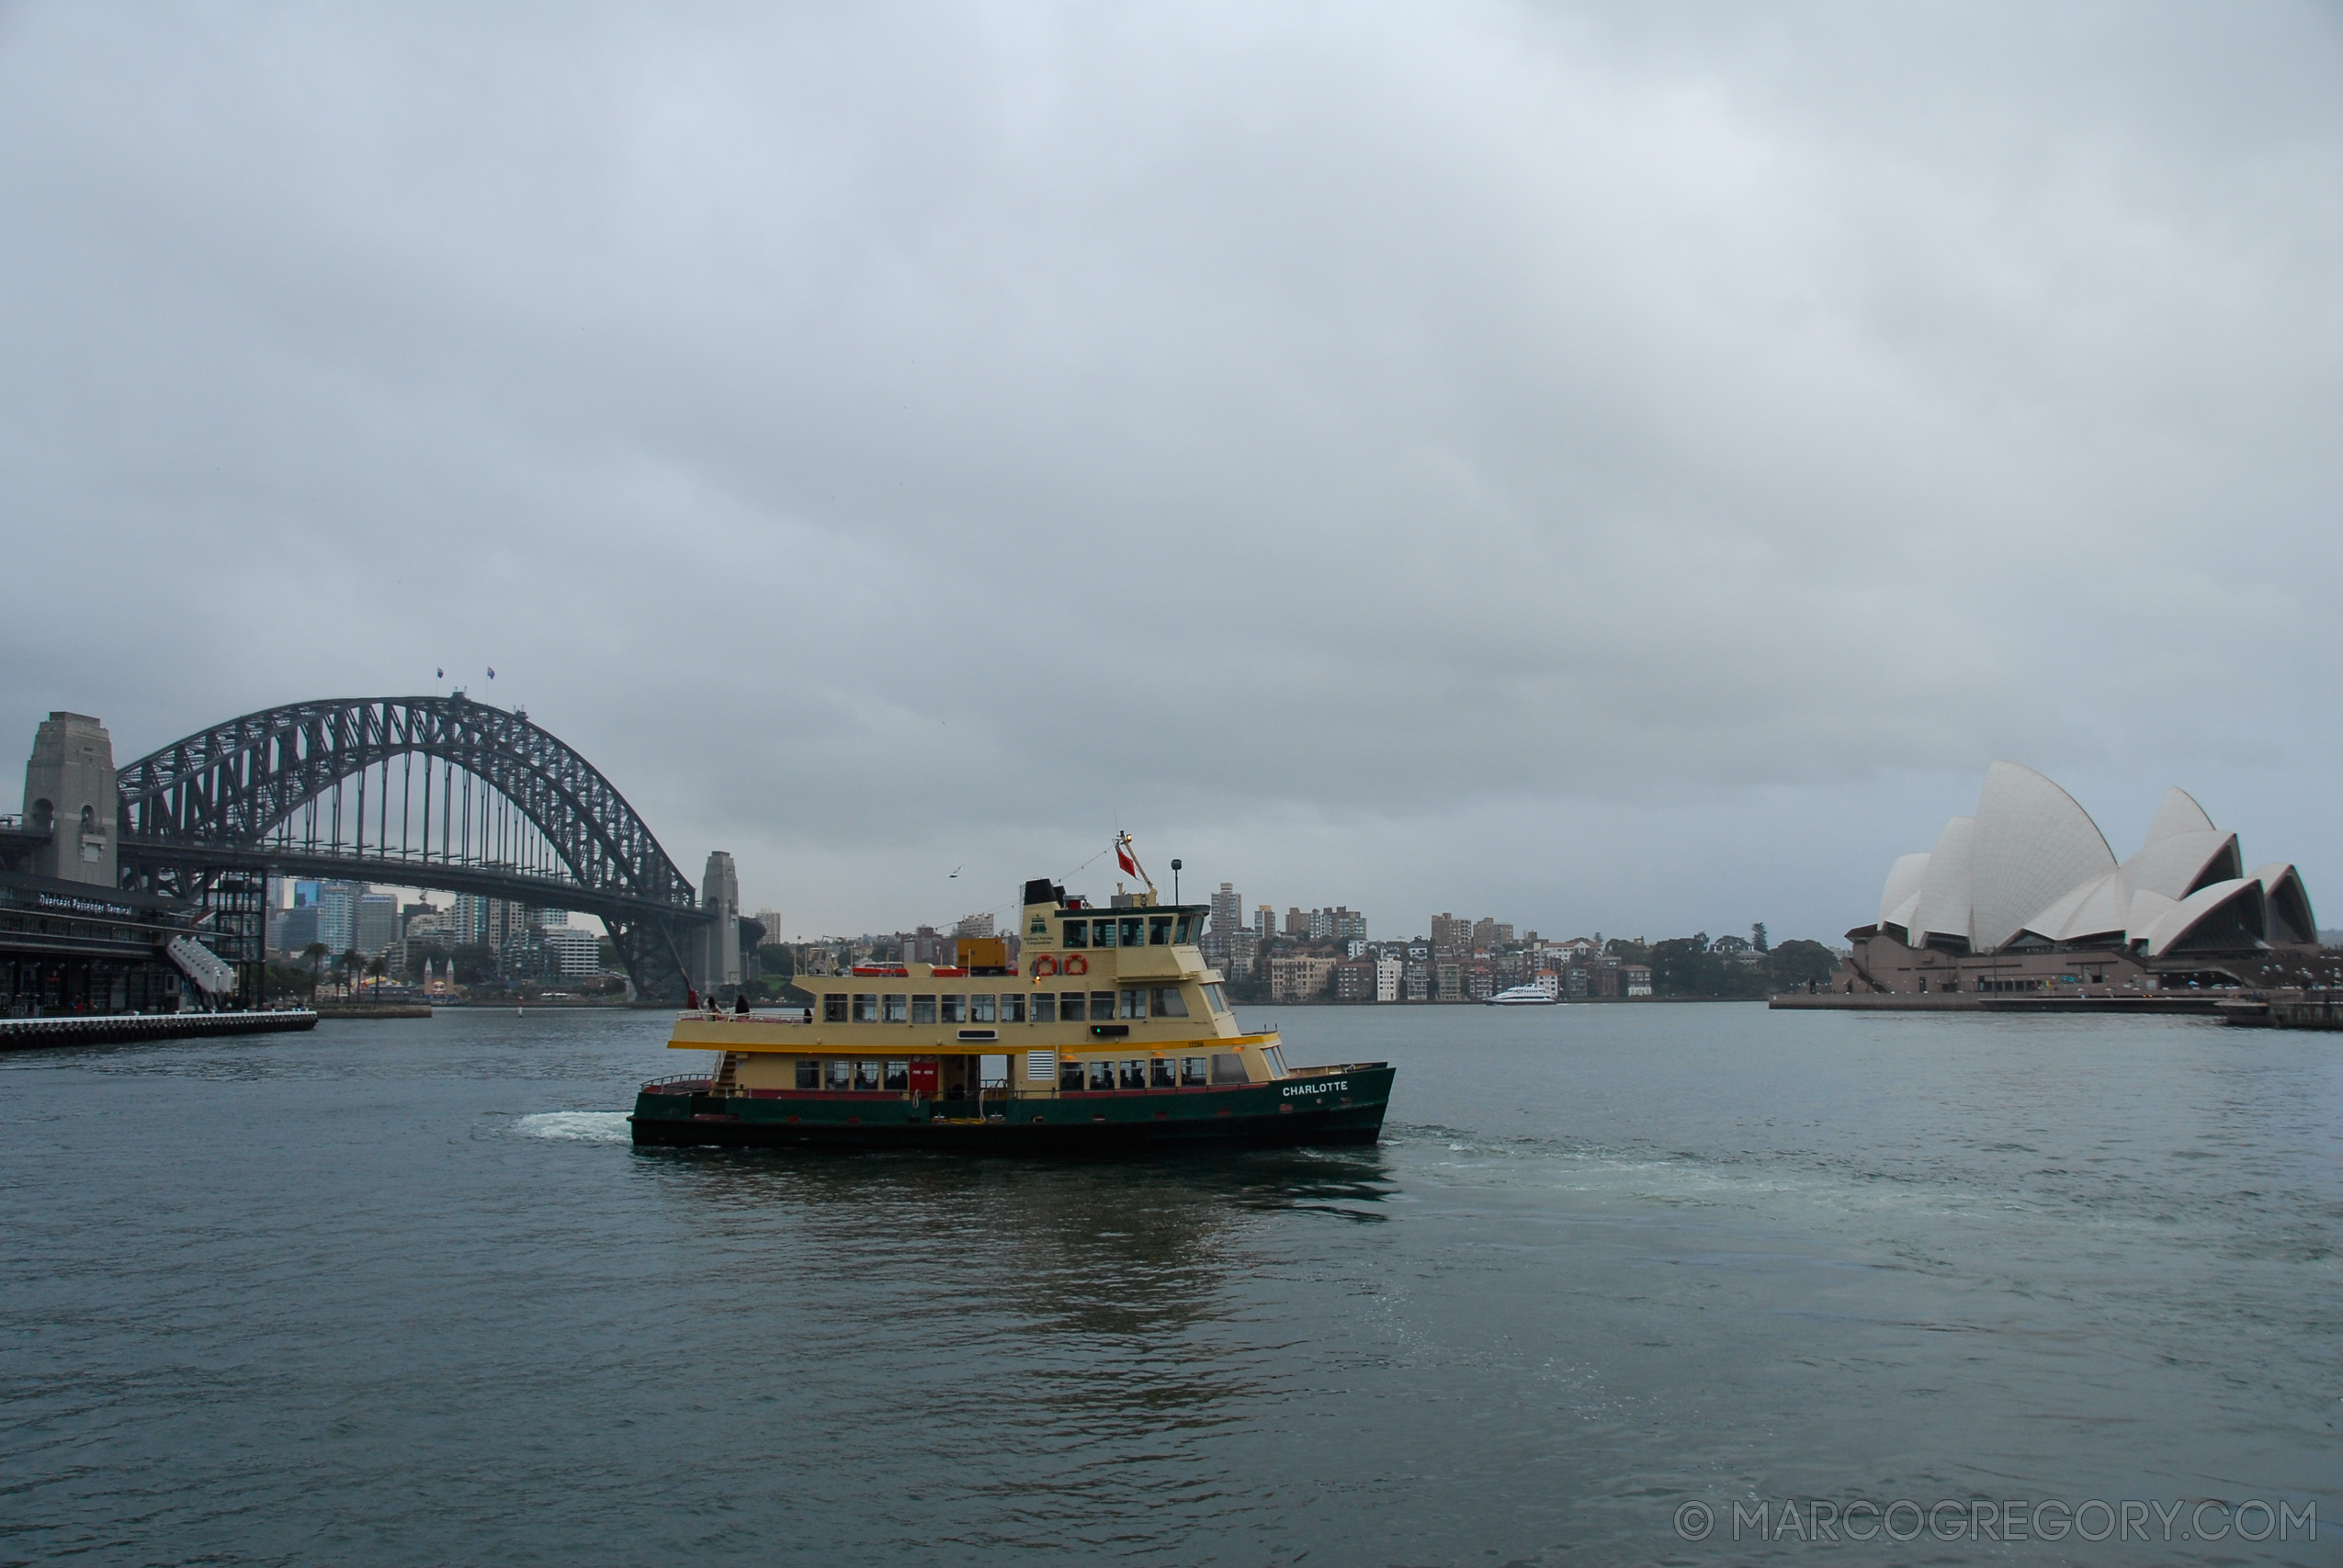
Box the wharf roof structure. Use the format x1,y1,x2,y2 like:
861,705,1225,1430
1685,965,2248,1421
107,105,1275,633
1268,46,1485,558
1868,762,2315,961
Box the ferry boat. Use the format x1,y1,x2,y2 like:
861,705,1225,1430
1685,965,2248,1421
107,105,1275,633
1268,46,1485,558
1485,972,1560,1005
629,845,1395,1152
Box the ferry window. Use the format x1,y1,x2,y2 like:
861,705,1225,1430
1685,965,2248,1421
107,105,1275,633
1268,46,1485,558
1031,994,1056,1023
1060,993,1086,1021
970,994,996,1023
883,994,908,1023
911,995,937,1024
1150,1058,1174,1089
884,1060,910,1091
855,1060,883,1090
1002,994,1026,1023
1091,919,1116,948
1210,1052,1248,1085
796,1058,821,1089
1173,914,1193,943
823,994,848,1022
853,993,879,1022
1091,991,1115,1020
1262,1045,1287,1077
1150,987,1189,1018
1119,989,1146,1020
1062,920,1088,948
1119,1060,1147,1089
1180,1056,1207,1086
1149,916,1172,945
1119,917,1144,948
1203,984,1228,1014
1059,1058,1084,1091
828,1060,854,1089
1088,1060,1115,1090
939,994,966,1023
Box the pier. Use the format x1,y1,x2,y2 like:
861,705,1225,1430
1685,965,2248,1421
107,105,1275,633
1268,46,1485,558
0,1009,318,1051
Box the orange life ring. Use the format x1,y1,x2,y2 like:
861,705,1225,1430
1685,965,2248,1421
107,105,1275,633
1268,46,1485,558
1033,954,1059,977
1063,953,1089,976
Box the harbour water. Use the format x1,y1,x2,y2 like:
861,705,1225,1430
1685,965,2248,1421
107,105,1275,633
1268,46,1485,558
3,1005,2335,1564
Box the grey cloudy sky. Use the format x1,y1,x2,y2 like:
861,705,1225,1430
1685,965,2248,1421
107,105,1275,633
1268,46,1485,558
5,3,2339,943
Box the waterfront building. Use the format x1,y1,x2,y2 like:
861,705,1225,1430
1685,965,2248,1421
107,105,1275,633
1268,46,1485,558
1375,954,1403,1002
542,925,600,979
1435,958,1463,1000
1839,762,2315,996
1332,960,1375,1002
1403,959,1431,1001
1269,953,1337,1002
1622,964,1653,997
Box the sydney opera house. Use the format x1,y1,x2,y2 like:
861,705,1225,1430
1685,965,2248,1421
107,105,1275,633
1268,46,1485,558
1836,762,2318,997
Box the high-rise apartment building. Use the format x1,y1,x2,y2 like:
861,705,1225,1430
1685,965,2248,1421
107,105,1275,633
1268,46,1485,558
1471,917,1499,952
1308,907,1335,941
541,926,601,979
1254,905,1275,940
1431,913,1467,955
355,892,398,955
315,881,359,953
1209,883,1242,940
1285,907,1309,937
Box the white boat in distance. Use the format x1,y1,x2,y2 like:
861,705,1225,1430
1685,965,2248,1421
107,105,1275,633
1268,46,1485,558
1485,972,1560,1006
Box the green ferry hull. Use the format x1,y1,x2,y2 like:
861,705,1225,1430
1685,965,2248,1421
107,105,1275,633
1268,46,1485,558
628,1066,1395,1153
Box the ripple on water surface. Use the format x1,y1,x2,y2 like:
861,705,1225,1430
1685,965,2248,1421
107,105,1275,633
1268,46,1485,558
0,1004,2334,1566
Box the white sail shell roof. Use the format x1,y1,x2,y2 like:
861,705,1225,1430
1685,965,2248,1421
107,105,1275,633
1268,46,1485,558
2141,879,2264,958
1868,766,2314,958
2121,828,2239,902
1969,762,2116,952
1907,817,1975,948
2144,786,2215,844
1879,852,1932,931
2255,863,2316,944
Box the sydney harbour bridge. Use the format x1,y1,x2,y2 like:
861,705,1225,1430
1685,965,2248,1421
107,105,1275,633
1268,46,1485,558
106,694,724,1004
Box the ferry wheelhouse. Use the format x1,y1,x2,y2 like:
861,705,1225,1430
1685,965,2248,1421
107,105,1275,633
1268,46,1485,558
629,855,1394,1152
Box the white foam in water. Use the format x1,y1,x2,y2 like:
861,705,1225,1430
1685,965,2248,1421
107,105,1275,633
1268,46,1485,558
515,1111,631,1144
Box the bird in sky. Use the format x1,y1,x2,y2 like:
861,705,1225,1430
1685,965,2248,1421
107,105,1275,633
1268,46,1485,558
436,667,444,679
949,865,962,879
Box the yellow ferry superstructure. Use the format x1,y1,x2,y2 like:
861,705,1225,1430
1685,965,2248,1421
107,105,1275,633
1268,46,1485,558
629,872,1395,1150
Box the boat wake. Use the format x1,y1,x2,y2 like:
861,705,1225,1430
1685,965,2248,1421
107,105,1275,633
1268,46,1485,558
514,1111,631,1144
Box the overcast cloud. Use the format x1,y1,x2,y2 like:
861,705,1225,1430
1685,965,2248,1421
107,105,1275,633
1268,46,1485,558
4,3,2339,942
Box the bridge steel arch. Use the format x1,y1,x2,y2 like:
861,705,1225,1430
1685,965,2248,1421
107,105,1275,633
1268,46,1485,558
115,694,707,1001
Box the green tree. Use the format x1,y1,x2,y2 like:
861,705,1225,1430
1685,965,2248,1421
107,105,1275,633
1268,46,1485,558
301,942,331,998
1764,939,1839,991
451,942,498,986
